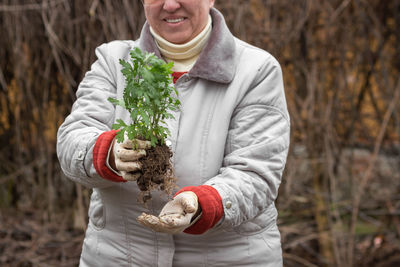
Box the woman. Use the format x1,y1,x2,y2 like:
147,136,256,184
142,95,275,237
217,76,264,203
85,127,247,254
57,0,290,266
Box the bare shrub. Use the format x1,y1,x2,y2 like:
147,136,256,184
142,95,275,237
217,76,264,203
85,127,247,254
1,0,399,266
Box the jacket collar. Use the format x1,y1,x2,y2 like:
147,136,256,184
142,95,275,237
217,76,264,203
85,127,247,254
138,8,237,84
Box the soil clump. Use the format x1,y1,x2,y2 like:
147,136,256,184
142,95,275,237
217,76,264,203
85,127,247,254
137,144,177,202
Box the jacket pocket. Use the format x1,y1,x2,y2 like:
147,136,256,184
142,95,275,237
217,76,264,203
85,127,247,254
88,189,106,230
258,223,283,266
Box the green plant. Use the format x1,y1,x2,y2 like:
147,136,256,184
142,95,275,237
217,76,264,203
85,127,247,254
108,47,180,147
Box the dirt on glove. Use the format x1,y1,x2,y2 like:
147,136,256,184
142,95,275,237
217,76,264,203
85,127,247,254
137,144,177,203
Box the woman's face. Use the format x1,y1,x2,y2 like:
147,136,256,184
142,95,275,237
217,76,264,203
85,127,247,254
143,0,215,44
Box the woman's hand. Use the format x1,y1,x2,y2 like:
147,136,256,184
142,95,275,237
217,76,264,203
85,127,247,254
137,191,201,234
109,136,151,181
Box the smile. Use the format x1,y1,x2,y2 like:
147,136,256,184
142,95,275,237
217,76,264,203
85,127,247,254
165,18,185,23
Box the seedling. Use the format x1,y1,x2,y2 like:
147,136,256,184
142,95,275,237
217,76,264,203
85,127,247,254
108,47,180,201
108,47,180,147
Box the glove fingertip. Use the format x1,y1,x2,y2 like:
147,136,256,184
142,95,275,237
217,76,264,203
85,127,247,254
185,204,196,214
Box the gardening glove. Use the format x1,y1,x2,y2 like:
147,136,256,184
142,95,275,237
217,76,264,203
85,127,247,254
111,136,151,181
137,191,200,234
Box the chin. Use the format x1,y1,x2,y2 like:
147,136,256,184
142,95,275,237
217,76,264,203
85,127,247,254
165,35,191,44
159,29,190,44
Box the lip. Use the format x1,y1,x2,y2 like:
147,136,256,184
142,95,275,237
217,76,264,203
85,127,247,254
163,16,187,25
165,18,185,23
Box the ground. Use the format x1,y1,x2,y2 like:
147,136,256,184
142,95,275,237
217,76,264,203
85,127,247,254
2,207,400,266
0,209,83,267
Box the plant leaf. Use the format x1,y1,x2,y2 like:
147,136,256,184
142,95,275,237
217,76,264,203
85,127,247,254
115,47,180,147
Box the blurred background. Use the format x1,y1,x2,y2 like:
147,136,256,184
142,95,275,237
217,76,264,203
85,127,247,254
0,0,399,266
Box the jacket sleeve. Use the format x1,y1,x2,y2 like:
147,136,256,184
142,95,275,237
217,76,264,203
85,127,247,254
205,56,290,229
57,43,119,188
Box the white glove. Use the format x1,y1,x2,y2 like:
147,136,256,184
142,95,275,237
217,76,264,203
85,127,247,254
111,136,151,181
137,191,200,234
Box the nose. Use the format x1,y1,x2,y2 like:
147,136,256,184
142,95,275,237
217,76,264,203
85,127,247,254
163,0,181,12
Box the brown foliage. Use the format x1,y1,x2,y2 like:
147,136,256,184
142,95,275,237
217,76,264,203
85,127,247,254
0,0,399,266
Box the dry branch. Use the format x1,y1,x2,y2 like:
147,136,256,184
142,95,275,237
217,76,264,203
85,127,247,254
1,1,399,266
0,0,65,12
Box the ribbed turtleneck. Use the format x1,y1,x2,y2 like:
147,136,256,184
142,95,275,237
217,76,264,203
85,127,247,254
150,15,212,72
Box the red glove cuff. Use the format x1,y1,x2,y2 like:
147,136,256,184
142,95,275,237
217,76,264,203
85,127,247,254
93,130,126,183
175,185,223,235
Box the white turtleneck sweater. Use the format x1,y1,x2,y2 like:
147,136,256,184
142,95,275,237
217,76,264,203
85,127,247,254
150,15,212,72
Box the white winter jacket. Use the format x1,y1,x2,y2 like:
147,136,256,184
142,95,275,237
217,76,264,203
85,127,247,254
57,8,290,267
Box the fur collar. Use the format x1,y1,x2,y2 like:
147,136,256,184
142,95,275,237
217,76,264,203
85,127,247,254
138,8,237,84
